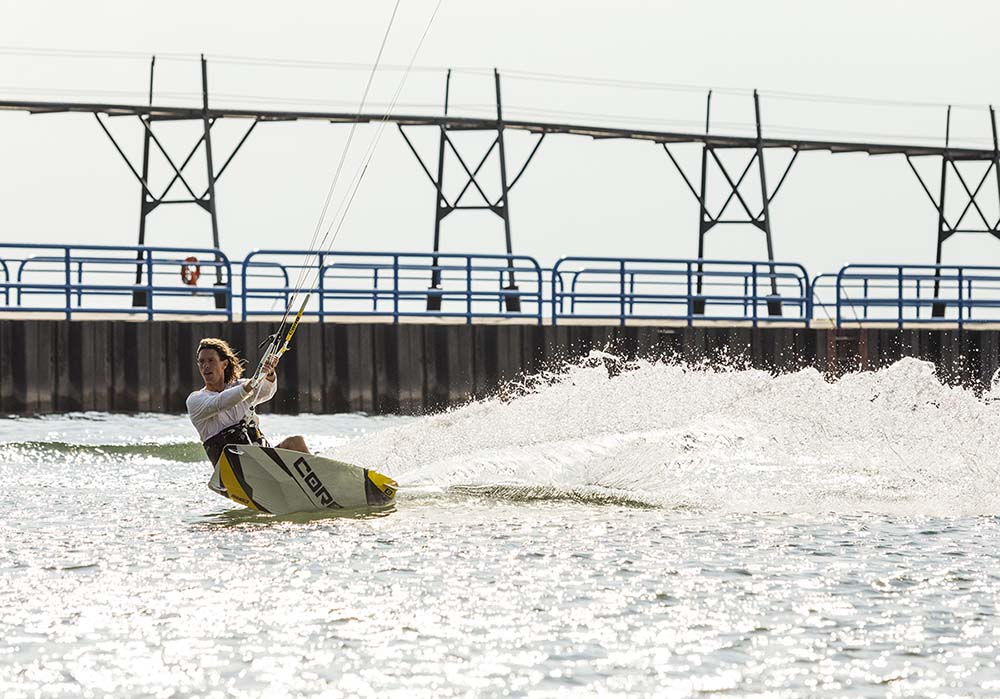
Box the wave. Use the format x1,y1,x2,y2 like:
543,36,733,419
447,484,658,508
334,356,1000,516
6,356,1000,516
0,440,207,464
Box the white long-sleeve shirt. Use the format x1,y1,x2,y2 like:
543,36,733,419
186,378,277,442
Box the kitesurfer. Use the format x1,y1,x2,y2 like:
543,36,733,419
187,338,309,466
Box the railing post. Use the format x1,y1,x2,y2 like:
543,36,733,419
686,261,693,327
628,272,636,314
967,277,973,322
373,267,379,312
619,260,626,326
958,267,964,326
240,254,249,320
752,263,758,327
466,255,472,324
535,262,543,326
64,247,72,320
550,264,558,326
283,261,290,308
318,253,326,322
393,255,400,325
897,267,903,329
145,248,154,321
224,257,233,321
804,273,812,324
835,269,842,328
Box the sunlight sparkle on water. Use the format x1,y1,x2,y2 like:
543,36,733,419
3,359,1000,696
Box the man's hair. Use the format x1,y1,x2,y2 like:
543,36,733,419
196,338,245,383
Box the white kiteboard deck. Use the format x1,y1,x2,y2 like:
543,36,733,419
209,445,397,515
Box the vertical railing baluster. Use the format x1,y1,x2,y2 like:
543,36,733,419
619,260,626,326
393,255,400,324
551,263,559,326
897,267,903,329
64,247,72,320
318,252,326,322
466,256,472,324
145,248,154,321
686,261,693,327
958,267,964,327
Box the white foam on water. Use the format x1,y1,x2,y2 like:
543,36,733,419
333,355,1000,516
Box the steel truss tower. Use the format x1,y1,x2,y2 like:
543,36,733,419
662,91,798,316
906,106,1000,315
5,62,999,318
397,69,545,311
95,56,258,307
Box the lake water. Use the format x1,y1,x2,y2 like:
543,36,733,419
3,357,1000,697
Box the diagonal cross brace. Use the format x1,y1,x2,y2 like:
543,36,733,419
398,125,500,213
202,118,258,198
397,124,451,207
494,133,545,207
948,159,996,231
906,155,1000,237
158,118,213,203
96,113,258,211
446,131,499,209
94,113,156,199
708,148,760,224
398,125,545,215
664,144,799,226
442,130,498,209
138,115,203,204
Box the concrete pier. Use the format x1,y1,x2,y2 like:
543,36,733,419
3,320,999,415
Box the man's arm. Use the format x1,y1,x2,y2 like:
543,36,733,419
187,383,250,421
250,371,278,406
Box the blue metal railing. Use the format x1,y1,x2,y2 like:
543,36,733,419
6,243,1000,328
0,243,234,320
0,258,8,306
551,256,811,326
242,250,545,324
834,264,1000,328
15,256,87,305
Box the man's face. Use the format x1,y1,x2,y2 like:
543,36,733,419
197,348,228,385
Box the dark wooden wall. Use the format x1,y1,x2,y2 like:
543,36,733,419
3,320,1000,414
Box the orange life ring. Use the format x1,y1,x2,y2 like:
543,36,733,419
180,256,201,286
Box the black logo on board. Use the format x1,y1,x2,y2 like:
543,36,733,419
293,456,336,507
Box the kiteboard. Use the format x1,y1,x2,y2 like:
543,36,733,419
208,445,397,515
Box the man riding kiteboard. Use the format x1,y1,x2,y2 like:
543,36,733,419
187,337,309,467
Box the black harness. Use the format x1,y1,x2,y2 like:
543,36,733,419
203,418,267,466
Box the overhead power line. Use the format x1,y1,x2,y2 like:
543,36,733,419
0,44,994,112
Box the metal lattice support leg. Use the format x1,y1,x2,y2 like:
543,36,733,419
906,106,1000,319
664,90,798,317
397,69,545,315
92,56,257,309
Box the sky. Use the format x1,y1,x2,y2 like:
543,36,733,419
1,0,1000,278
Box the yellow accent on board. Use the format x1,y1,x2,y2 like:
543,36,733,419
367,469,399,499
218,452,262,511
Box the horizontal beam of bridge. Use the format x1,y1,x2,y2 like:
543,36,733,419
0,98,989,160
